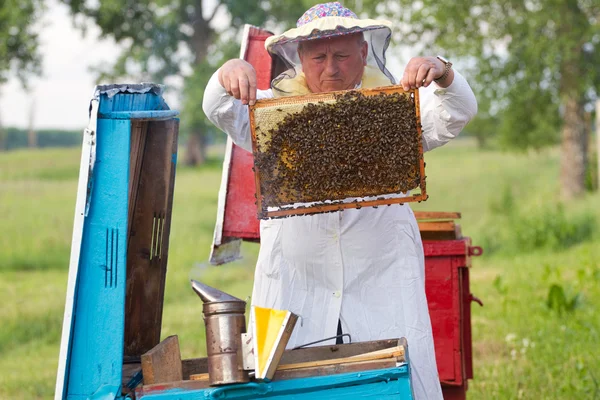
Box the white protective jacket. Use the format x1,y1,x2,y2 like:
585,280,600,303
203,69,477,400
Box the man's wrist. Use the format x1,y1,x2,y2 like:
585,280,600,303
434,56,452,80
434,56,453,87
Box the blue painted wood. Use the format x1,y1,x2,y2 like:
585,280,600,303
98,89,168,115
138,366,414,400
60,83,181,400
66,119,131,400
99,110,180,120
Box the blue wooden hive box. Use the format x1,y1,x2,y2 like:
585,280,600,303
53,84,414,400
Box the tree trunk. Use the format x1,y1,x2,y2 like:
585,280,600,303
560,94,587,199
28,129,37,148
0,109,4,151
182,0,215,166
27,99,37,148
475,132,487,149
184,131,206,166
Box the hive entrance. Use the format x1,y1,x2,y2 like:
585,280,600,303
250,86,427,219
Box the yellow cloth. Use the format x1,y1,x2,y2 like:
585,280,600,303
272,65,392,98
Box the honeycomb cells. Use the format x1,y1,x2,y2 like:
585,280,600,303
252,90,423,215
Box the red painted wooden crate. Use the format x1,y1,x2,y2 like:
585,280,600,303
423,239,482,399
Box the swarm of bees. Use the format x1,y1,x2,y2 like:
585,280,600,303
252,89,424,217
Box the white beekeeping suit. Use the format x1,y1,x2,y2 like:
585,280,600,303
203,3,477,399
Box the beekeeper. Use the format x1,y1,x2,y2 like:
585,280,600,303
203,2,477,399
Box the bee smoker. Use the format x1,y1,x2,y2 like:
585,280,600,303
191,280,250,385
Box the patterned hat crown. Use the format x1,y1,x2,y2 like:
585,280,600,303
297,2,358,27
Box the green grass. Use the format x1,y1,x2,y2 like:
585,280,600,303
1,139,599,399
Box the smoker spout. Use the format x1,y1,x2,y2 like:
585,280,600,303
190,279,245,303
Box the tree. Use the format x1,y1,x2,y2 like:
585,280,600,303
62,0,318,165
0,0,44,150
381,0,600,199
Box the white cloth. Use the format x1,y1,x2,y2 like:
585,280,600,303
203,69,477,400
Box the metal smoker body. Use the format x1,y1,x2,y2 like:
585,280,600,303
192,280,250,385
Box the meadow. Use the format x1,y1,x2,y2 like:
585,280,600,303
1,139,599,399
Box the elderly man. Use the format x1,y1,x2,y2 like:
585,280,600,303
203,3,477,399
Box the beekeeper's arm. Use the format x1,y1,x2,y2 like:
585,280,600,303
401,56,478,152
202,59,271,152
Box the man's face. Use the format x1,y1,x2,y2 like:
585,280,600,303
298,34,368,93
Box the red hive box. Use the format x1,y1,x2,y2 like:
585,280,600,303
211,26,483,399
422,235,483,399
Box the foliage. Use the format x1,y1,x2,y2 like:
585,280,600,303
459,95,499,149
586,147,598,192
378,0,600,151
547,284,583,315
0,127,82,151
0,0,44,85
60,0,322,163
484,185,596,254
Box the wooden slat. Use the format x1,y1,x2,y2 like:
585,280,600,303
190,373,209,381
418,221,455,232
181,339,401,379
419,221,462,241
264,193,427,218
141,336,183,385
182,357,209,380
128,120,148,228
277,345,404,371
189,359,398,384
274,358,397,381
124,119,179,357
280,338,400,365
414,211,461,221
121,363,142,396
139,379,212,396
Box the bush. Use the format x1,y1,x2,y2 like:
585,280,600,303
484,187,596,255
0,128,81,151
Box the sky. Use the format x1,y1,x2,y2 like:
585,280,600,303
0,0,181,130
0,1,409,131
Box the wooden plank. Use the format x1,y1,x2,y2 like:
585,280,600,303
141,336,183,385
264,193,428,219
139,379,212,396
124,119,179,357
418,221,455,232
182,357,209,380
190,373,209,381
121,362,142,396
128,120,148,227
277,346,404,371
181,339,401,379
414,211,461,221
280,338,400,365
188,359,398,384
273,358,397,381
418,221,458,240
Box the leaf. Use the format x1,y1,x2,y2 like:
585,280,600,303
546,284,567,314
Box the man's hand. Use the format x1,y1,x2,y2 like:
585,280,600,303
400,56,453,90
218,59,257,105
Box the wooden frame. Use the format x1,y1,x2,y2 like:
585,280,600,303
249,85,427,219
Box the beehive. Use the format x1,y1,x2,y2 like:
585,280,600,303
249,85,427,219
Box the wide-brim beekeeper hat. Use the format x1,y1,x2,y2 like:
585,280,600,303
265,2,396,94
